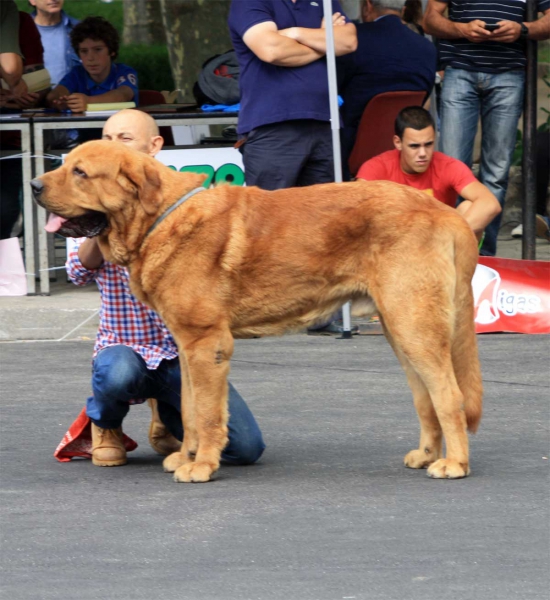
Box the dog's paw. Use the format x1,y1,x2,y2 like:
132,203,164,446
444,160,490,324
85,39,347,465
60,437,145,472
404,449,436,469
427,459,470,479
162,451,187,473
173,462,217,483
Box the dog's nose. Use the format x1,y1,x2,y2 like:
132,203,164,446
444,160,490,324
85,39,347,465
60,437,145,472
30,178,44,198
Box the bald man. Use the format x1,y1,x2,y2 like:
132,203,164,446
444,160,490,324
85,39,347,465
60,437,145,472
66,109,265,468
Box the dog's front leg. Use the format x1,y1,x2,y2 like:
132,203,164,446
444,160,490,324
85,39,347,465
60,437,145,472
163,351,198,473
165,328,233,483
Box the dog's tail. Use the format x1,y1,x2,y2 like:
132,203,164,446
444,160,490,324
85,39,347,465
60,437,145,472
450,225,483,433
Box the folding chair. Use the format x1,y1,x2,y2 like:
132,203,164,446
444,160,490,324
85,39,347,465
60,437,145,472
348,90,427,177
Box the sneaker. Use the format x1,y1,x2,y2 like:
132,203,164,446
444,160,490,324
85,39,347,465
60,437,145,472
307,321,360,336
536,214,550,241
510,216,550,241
511,223,523,238
91,424,127,467
147,399,182,456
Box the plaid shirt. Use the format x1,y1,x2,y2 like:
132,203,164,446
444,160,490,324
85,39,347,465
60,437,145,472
66,238,178,369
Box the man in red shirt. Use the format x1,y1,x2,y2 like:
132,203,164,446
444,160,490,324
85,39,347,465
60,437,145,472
357,106,501,241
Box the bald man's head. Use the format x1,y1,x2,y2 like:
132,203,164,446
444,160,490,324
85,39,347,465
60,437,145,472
102,109,163,156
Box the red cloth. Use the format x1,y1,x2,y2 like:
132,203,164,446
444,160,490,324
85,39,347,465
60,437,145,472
54,407,138,462
357,149,476,208
20,12,44,67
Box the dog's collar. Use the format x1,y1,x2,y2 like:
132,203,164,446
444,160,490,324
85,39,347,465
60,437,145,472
143,186,205,241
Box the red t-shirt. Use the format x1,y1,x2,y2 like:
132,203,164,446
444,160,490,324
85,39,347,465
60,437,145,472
356,149,476,207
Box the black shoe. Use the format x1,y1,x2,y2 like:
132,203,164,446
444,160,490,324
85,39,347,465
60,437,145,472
307,321,359,336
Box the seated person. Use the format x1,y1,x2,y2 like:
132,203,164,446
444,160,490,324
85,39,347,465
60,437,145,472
357,106,501,242
401,0,425,36
46,16,137,113
0,9,46,239
30,0,80,88
337,0,437,179
65,109,265,468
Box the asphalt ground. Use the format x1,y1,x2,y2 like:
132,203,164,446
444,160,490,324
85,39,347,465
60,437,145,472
1,333,549,600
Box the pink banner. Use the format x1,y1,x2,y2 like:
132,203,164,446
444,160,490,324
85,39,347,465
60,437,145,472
473,257,550,334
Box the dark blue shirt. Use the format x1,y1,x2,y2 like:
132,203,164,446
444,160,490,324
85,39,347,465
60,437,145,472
336,15,436,170
337,16,436,131
58,63,138,102
438,0,550,73
228,0,347,134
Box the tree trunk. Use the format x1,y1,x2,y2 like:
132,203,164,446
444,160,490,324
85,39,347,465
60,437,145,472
122,0,166,46
159,0,232,101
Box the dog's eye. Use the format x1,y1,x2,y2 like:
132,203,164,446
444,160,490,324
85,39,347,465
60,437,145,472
73,167,87,178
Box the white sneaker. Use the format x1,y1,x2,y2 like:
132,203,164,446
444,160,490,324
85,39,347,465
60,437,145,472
511,217,550,241
511,223,523,238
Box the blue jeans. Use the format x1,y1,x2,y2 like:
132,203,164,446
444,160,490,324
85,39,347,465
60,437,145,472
439,67,525,256
86,345,265,465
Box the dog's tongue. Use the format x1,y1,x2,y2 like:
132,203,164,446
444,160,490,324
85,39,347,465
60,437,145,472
45,214,68,233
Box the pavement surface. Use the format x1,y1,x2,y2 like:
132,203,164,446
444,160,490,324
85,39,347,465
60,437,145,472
0,334,549,600
0,227,549,599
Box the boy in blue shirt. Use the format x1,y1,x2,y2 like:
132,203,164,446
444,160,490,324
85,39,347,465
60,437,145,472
46,16,137,113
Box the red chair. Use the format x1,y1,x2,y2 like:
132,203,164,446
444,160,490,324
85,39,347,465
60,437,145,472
347,90,427,177
138,89,175,146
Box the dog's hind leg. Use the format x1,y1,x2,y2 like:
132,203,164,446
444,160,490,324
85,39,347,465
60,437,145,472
381,321,442,469
378,294,470,478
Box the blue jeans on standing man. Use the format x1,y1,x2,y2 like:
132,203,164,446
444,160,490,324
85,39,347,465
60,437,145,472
439,67,525,256
86,345,265,465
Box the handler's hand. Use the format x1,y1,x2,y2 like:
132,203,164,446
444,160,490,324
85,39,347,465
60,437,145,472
490,20,522,43
456,20,492,42
65,93,89,113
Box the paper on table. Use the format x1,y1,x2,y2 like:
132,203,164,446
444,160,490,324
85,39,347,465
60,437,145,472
1,69,51,94
85,102,136,112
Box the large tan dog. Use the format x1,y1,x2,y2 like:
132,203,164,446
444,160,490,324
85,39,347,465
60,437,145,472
32,140,483,483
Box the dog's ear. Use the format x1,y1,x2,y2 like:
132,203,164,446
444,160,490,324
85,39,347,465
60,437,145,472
137,161,163,215
119,157,162,215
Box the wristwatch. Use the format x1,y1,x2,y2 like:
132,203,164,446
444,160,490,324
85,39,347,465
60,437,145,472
520,23,529,40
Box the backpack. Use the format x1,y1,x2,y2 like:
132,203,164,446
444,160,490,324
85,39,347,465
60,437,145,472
193,50,240,106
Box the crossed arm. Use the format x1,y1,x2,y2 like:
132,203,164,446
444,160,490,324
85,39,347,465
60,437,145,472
423,0,550,43
243,13,357,67
456,181,502,239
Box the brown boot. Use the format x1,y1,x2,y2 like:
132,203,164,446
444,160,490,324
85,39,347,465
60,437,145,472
147,399,181,456
91,423,127,467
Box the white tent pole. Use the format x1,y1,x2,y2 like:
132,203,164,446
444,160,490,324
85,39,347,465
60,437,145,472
322,0,353,338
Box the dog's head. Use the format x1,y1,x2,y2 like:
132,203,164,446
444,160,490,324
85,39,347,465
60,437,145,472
32,140,208,246
31,140,174,239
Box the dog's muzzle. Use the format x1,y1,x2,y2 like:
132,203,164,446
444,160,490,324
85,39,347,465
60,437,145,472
31,178,44,203
30,178,108,238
